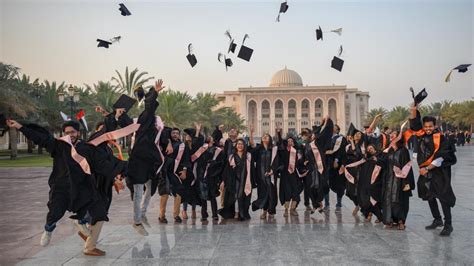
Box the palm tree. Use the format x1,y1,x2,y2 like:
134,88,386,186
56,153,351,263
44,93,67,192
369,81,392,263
385,106,410,129
0,63,37,159
213,107,245,131
192,92,221,130
111,67,154,96
157,90,195,128
365,107,388,127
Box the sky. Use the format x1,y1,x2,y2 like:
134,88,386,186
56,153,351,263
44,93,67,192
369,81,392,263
1,0,473,110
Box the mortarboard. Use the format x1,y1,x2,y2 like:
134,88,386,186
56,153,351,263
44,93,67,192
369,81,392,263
346,123,358,136
184,128,196,137
113,94,136,112
119,3,131,16
186,43,197,67
331,56,344,72
97,39,112,48
413,88,428,106
237,34,254,62
276,1,289,22
316,26,323,41
218,53,233,71
445,64,471,82
225,30,237,53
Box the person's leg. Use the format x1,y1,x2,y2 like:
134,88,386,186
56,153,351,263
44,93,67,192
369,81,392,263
159,194,169,222
133,184,144,225
140,180,153,217
201,199,208,220
336,191,344,208
440,200,453,236
324,193,330,208
41,188,69,246
84,221,105,256
426,199,444,229
173,195,182,222
210,198,218,219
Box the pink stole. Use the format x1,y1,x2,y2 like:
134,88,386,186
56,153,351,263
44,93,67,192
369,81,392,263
88,123,140,147
229,152,252,196
58,135,91,175
393,161,412,179
269,146,278,185
191,143,209,186
310,142,324,174
153,116,165,175
371,165,382,184
288,146,297,174
344,159,366,184
174,143,185,184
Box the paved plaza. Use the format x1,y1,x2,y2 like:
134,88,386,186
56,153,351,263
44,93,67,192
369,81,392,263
0,146,473,265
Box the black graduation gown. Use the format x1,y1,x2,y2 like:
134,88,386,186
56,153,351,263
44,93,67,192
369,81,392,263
410,111,457,207
218,152,255,220
250,144,282,214
304,119,333,205
357,154,383,219
182,137,204,206
127,89,164,194
380,147,415,224
327,134,347,197
193,145,225,201
164,140,193,200
276,133,304,205
19,126,107,224
344,141,366,206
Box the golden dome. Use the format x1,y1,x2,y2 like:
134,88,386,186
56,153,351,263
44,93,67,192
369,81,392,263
269,67,303,87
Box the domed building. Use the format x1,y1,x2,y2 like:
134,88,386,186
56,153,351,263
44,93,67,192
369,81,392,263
216,67,370,136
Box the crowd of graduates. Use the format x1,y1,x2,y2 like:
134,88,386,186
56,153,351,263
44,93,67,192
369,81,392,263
5,80,460,256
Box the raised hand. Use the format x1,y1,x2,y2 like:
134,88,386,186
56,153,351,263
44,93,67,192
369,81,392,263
154,79,165,93
6,119,22,129
115,108,126,120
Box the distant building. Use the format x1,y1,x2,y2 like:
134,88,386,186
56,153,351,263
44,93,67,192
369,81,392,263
216,67,370,136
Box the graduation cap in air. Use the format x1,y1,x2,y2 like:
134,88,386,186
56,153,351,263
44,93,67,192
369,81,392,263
113,94,137,112
412,88,428,106
445,64,471,82
237,34,254,62
110,36,121,43
225,30,237,53
316,26,343,41
133,86,145,102
218,53,233,71
186,43,197,67
276,1,289,22
184,128,196,137
119,3,131,16
331,56,344,72
346,123,359,136
97,39,112,48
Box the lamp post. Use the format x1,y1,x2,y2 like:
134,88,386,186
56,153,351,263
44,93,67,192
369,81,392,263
58,84,80,119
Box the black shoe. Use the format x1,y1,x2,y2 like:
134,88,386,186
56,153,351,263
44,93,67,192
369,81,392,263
425,219,444,230
175,216,182,223
159,217,168,224
440,224,453,236
212,216,218,221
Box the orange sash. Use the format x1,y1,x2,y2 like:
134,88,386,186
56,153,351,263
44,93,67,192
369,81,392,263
57,136,91,175
420,133,441,167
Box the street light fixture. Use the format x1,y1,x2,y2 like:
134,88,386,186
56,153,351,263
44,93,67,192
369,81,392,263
58,84,80,119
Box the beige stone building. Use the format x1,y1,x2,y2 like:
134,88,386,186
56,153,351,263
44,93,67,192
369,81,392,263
216,67,370,136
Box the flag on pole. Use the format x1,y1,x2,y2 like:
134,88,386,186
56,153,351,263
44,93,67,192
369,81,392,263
60,111,70,121
76,109,88,132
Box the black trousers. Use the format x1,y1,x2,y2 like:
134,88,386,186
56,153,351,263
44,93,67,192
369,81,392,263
45,186,70,231
201,198,218,218
428,198,452,225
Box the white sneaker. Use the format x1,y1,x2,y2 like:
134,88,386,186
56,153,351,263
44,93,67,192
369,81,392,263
133,224,149,236
40,231,52,246
73,220,91,236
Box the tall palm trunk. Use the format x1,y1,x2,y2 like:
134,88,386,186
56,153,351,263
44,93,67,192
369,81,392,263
9,127,18,160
